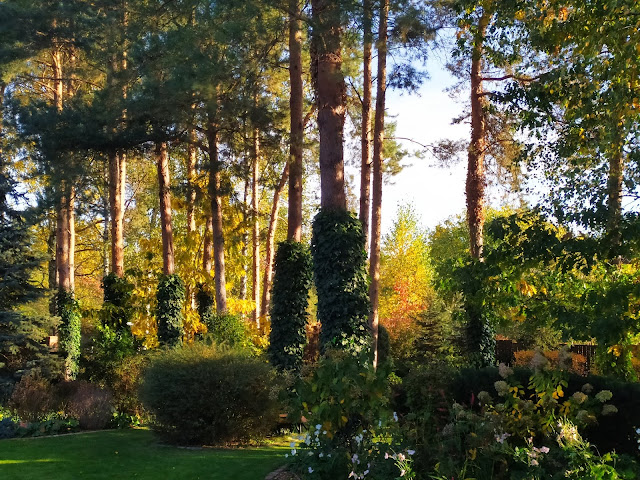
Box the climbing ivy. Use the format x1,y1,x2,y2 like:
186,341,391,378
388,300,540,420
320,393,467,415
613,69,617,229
268,241,312,371
311,209,370,356
56,290,81,379
156,274,185,347
101,272,134,331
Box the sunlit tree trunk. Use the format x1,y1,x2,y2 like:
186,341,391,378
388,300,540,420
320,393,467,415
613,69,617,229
288,0,304,240
261,163,288,318
203,214,213,274
156,142,175,275
240,178,249,301
359,0,373,248
311,0,347,209
467,12,489,261
369,0,389,368
251,129,261,326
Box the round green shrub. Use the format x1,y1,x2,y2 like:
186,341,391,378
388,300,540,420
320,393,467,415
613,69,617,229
156,274,185,347
200,311,247,347
311,209,370,355
139,343,282,445
268,241,312,371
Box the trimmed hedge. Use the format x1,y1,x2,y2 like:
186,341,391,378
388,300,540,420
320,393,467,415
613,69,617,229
268,241,312,370
140,344,282,445
311,209,370,355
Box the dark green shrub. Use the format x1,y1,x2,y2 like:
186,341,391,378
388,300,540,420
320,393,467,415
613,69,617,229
110,353,150,418
0,417,18,439
101,273,134,331
268,241,312,370
140,343,282,445
156,274,185,347
56,290,81,379
311,209,370,355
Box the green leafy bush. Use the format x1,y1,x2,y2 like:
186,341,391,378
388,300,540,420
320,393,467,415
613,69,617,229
83,325,139,387
311,209,370,355
268,241,312,371
200,311,247,347
289,350,414,478
156,274,185,347
110,353,150,418
140,343,282,445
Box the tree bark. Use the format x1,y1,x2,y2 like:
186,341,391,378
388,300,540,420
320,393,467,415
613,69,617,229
251,129,261,326
368,0,389,368
288,0,304,241
240,178,250,301
203,214,213,274
466,13,490,261
311,0,347,210
56,188,71,291
261,163,289,319
187,128,198,234
207,114,228,313
359,0,373,248
108,150,126,276
68,186,75,290
156,142,175,275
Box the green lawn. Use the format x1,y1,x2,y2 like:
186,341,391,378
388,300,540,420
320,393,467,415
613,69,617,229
0,429,289,480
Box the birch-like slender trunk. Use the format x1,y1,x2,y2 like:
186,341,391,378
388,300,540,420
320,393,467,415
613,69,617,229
368,0,389,368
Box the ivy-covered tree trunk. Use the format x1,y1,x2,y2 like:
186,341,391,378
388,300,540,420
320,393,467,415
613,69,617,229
368,0,389,367
157,274,185,347
268,241,312,370
56,290,80,380
312,210,370,354
156,141,175,275
359,0,373,249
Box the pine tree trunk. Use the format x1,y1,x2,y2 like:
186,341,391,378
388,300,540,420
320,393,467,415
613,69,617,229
261,163,289,319
203,214,213,274
240,178,249,301
156,142,175,275
369,0,389,368
56,188,71,291
108,150,126,276
311,0,347,210
68,187,75,290
251,130,261,326
207,116,228,313
288,0,304,241
467,13,489,261
359,0,373,248
187,129,198,234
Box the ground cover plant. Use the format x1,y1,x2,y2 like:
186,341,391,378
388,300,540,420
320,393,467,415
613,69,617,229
0,428,288,480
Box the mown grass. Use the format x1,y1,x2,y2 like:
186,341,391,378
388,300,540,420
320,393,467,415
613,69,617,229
0,428,289,480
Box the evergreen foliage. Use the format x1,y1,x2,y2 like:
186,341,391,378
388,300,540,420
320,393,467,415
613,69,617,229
195,284,215,328
156,274,185,348
56,290,81,380
311,209,370,355
268,241,312,370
